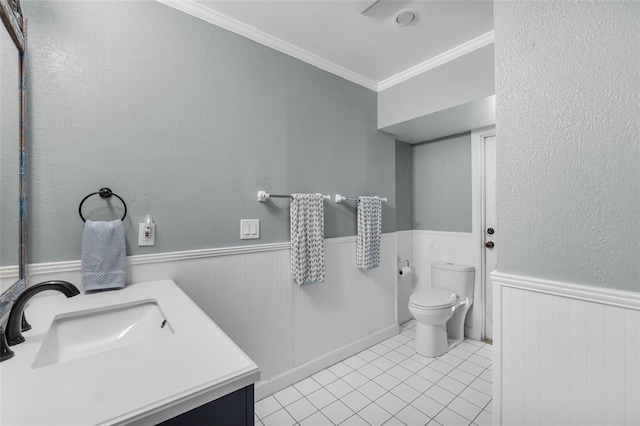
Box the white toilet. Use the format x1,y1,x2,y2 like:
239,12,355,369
408,261,475,357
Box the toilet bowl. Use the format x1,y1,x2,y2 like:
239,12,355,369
408,262,474,357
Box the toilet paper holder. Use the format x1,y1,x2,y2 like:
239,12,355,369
398,258,412,277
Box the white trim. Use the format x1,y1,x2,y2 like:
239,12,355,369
25,260,85,276
471,128,483,337
9,242,290,278
493,272,503,425
471,126,496,340
395,229,414,237
0,265,19,280
255,324,399,400
1,233,397,279
155,0,378,91
377,31,495,91
492,271,640,311
155,0,492,92
129,242,291,265
411,229,473,238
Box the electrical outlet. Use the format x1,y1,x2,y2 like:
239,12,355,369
240,219,259,240
138,223,155,246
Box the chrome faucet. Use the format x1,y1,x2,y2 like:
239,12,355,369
5,280,80,346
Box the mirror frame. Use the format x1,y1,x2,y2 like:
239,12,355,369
0,0,27,319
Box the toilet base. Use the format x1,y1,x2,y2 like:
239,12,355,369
414,322,448,357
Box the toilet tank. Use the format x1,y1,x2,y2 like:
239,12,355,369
431,262,475,301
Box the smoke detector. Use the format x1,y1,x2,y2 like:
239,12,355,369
395,9,418,26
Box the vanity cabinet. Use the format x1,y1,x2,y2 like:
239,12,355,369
160,384,254,426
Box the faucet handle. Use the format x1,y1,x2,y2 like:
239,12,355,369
21,312,31,332
0,327,15,362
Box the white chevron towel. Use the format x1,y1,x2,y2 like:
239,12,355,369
290,193,325,285
357,196,382,270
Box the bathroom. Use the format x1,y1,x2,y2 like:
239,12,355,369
1,1,638,425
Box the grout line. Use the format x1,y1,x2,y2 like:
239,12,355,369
400,343,493,422
261,322,492,426
255,395,284,421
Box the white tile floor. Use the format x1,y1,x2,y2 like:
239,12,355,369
255,320,492,426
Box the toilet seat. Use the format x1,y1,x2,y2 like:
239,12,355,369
410,289,457,309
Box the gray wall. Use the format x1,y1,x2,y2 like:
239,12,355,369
395,141,413,231
495,1,640,291
23,0,396,264
412,133,472,232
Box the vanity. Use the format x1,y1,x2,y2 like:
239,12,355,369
0,279,260,425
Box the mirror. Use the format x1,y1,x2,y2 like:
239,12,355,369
0,0,27,320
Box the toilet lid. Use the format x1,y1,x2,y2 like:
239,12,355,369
410,289,457,309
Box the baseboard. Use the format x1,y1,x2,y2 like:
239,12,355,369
255,324,400,400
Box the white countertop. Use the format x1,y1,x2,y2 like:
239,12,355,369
0,279,260,426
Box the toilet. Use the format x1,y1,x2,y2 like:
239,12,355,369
408,261,475,357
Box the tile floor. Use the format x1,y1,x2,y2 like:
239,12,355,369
255,319,492,426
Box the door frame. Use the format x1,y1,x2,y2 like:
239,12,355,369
471,126,497,341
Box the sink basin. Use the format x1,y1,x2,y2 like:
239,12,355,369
32,299,172,368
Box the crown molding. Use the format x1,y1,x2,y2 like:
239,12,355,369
156,1,493,93
377,31,495,91
155,0,379,91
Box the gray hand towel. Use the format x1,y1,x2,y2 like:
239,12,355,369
81,219,126,290
357,196,382,270
290,193,325,286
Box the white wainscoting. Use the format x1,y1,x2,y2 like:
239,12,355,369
5,234,398,399
396,230,414,325
412,230,483,340
493,271,640,426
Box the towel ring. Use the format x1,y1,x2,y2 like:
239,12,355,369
78,188,127,222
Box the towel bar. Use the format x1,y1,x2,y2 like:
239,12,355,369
335,194,388,203
257,191,330,202
78,188,127,222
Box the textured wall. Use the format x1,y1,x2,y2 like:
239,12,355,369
412,133,472,232
395,141,413,231
495,1,640,291
0,28,20,266
22,0,396,263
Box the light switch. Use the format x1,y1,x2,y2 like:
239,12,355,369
240,219,260,240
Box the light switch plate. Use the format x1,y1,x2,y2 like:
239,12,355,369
240,219,259,240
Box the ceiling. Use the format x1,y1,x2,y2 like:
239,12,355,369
159,0,494,91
